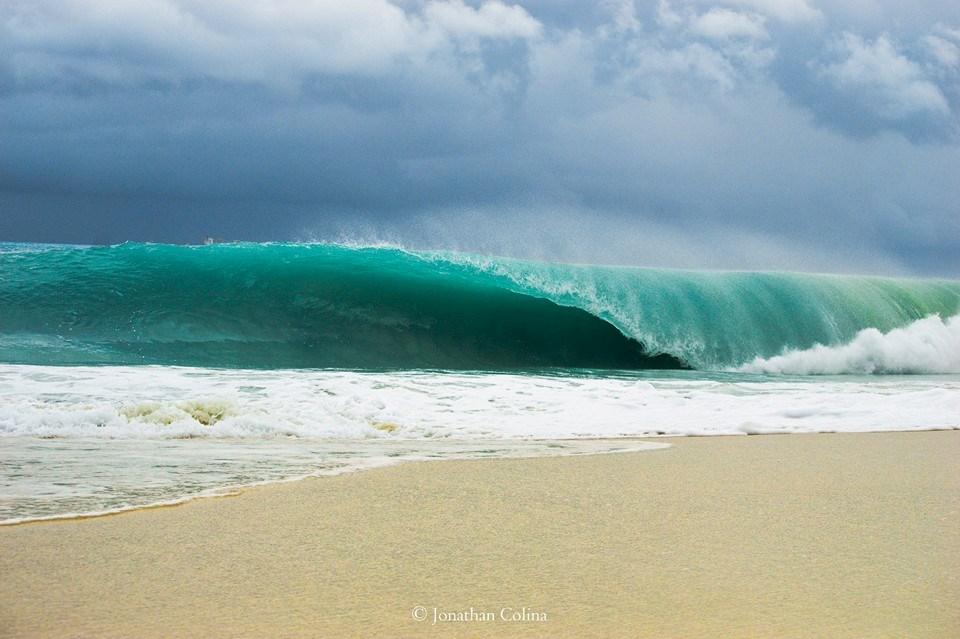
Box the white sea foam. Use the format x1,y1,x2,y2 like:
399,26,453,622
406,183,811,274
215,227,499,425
1,364,958,441
737,314,960,375
2,364,958,523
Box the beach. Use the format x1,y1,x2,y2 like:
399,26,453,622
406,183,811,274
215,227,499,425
2,430,958,638
5,1,960,637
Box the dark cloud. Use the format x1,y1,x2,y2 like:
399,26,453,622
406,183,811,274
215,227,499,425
1,0,958,276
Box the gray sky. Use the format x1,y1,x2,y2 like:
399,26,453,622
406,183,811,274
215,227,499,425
1,0,959,275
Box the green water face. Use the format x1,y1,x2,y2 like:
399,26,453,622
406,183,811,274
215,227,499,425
0,243,957,370
0,243,682,369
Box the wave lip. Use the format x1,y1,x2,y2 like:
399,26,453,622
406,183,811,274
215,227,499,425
737,314,960,375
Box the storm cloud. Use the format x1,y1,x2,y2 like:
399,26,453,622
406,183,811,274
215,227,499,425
1,0,958,275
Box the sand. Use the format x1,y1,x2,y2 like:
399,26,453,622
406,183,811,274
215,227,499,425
1,430,958,638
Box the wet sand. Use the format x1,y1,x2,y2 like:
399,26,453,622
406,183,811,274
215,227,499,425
1,431,958,638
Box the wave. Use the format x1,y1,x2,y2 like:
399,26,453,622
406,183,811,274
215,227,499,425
737,314,960,375
1,242,958,371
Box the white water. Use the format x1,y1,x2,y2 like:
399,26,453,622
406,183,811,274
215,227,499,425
3,365,959,440
738,314,960,375
2,363,958,523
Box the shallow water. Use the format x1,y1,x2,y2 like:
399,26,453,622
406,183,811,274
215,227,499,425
0,436,665,524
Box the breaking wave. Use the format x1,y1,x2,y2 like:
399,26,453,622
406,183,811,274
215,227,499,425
737,314,960,375
1,242,958,371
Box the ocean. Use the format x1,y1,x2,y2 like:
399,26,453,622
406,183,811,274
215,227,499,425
2,242,958,523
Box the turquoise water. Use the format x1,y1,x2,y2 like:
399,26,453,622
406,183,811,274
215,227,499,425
2,242,959,523
1,242,957,370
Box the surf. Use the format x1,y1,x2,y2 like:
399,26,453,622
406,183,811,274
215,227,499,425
1,242,958,372
737,314,960,375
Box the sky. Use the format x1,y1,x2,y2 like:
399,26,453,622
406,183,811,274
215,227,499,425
1,0,958,276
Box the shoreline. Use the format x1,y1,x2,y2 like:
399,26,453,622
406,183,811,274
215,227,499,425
0,438,671,527
5,428,957,528
2,430,958,638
